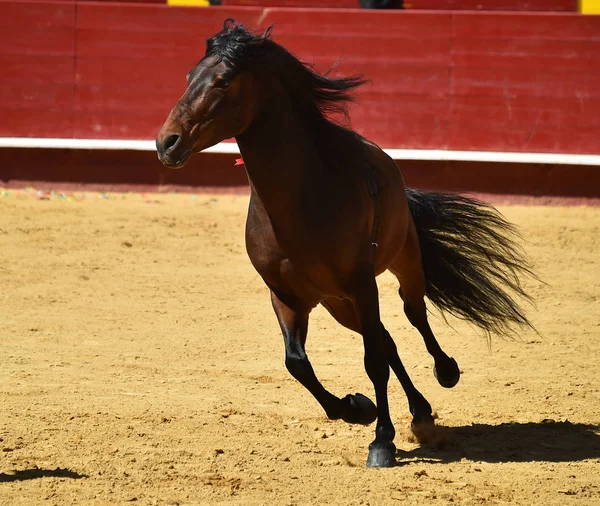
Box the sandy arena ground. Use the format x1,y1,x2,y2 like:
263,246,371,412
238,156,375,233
1,190,599,505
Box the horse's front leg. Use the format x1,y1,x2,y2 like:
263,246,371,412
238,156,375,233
271,290,377,425
352,275,397,468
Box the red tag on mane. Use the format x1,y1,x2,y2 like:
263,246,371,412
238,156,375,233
234,158,244,166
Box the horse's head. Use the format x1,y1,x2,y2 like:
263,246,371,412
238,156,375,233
156,20,270,169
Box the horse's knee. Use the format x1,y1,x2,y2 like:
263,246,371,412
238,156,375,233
363,345,390,386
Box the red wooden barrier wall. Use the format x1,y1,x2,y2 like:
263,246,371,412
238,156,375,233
404,1,578,11
1,1,599,154
221,0,578,10
221,0,359,7
1,2,76,137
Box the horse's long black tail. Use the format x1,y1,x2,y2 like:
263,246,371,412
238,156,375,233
405,188,536,336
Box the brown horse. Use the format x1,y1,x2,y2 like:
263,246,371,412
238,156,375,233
156,20,534,468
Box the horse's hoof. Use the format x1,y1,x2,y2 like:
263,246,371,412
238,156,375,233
434,357,460,388
366,441,396,468
341,393,377,425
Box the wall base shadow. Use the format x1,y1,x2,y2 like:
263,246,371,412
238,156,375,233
0,467,86,483
397,420,600,465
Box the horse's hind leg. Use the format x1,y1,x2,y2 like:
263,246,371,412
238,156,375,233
323,298,434,428
271,290,377,426
392,223,461,388
399,284,461,388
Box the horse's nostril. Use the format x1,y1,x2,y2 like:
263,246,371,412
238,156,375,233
163,134,180,152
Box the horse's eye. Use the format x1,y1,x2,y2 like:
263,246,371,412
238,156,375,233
214,78,230,89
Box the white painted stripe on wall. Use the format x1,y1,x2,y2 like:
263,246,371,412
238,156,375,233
1,137,599,166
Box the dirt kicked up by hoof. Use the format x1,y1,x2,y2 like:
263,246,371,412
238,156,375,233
409,415,452,448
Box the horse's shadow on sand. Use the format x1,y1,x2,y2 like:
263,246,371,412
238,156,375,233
397,420,600,465
0,467,86,483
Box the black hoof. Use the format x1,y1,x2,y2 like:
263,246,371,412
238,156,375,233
341,393,377,425
434,356,460,388
366,441,396,468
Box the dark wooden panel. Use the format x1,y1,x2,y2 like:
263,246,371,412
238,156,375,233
3,149,598,199
401,161,600,199
0,148,249,189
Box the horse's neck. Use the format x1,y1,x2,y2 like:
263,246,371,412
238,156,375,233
236,99,329,214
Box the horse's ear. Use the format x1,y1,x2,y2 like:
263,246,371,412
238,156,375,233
223,18,238,32
249,25,274,46
261,25,274,40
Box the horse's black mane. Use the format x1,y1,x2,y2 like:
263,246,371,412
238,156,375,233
204,19,371,172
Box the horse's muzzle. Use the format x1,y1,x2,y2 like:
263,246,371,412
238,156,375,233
156,135,190,169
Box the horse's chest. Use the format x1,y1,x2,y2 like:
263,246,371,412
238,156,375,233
244,192,360,299
248,236,337,296
245,223,341,300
